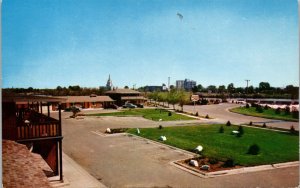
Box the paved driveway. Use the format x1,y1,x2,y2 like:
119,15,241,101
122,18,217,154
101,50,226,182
178,103,298,130
60,114,299,188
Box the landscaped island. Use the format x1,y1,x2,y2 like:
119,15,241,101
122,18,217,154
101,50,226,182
86,109,195,121
127,124,299,166
230,106,299,122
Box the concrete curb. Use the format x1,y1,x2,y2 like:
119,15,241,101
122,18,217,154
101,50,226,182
171,160,299,178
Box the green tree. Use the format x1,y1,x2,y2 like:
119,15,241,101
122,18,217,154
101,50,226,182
177,90,190,111
259,82,271,92
124,86,129,89
207,85,217,93
218,85,226,93
227,83,235,94
167,89,179,110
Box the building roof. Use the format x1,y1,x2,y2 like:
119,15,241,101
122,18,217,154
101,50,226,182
106,89,140,94
3,140,51,188
3,94,67,103
58,95,114,103
121,96,147,100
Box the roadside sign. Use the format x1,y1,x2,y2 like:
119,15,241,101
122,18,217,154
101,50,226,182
191,95,199,102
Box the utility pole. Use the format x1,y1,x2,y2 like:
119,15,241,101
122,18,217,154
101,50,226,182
245,79,250,103
168,77,170,91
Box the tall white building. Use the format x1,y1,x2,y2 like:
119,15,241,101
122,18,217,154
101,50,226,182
176,79,196,91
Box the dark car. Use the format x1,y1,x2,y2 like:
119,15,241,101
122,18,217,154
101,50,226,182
122,103,137,108
136,103,144,108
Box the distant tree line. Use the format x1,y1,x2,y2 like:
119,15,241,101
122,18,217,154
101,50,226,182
3,85,108,96
190,82,298,99
3,82,299,99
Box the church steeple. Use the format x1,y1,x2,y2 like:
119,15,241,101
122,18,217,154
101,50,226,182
106,74,113,90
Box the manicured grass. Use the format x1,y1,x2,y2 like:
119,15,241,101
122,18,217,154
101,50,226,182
86,109,195,121
127,124,299,166
230,107,299,122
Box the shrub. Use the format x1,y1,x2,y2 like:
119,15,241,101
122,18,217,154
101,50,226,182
219,126,224,133
168,111,172,116
209,158,218,165
223,158,235,167
292,110,299,119
205,114,209,119
195,112,199,116
262,123,267,128
285,106,290,115
249,121,253,125
275,107,281,114
238,125,244,135
264,105,269,110
246,103,250,108
290,125,297,134
226,121,231,126
247,144,260,155
158,125,163,129
256,105,263,113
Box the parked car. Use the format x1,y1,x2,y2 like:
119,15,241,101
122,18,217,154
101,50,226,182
136,103,144,108
123,103,137,108
109,104,119,109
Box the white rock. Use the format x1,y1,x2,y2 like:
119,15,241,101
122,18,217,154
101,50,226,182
189,160,199,167
232,130,239,134
106,128,111,133
200,165,210,170
160,136,167,141
136,128,140,134
159,119,162,121
195,145,203,152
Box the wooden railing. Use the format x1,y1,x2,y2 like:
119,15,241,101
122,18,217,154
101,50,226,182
17,121,60,140
16,110,61,140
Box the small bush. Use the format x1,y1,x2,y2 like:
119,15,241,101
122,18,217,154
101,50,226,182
205,114,209,119
158,125,163,129
264,105,269,110
195,112,199,116
209,158,218,165
223,158,235,167
275,107,281,114
292,110,299,119
238,126,244,135
290,125,297,134
219,126,224,133
168,111,172,116
249,121,253,125
247,144,260,155
226,121,231,126
262,123,266,128
285,106,290,115
246,103,250,108
256,105,263,113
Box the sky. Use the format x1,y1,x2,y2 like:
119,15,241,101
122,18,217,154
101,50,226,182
2,0,299,89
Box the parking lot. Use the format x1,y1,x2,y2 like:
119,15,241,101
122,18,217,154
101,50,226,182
60,111,299,188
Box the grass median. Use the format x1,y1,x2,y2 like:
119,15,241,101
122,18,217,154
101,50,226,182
86,108,195,121
230,107,299,122
127,124,299,166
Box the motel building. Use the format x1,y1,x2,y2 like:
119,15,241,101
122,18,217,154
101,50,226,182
105,89,147,106
3,94,66,185
51,95,115,110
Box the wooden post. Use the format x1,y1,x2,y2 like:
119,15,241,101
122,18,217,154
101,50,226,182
58,104,62,135
40,102,43,114
59,140,63,181
47,103,50,117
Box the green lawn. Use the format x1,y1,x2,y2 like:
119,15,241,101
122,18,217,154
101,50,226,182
127,124,299,166
86,109,195,121
230,107,299,122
